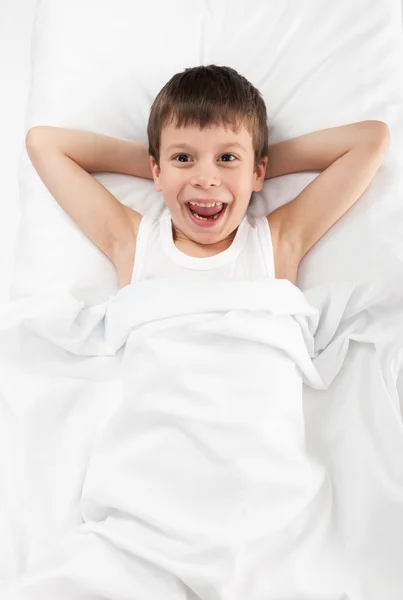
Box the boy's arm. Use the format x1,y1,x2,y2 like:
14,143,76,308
265,120,390,262
26,126,153,178
25,127,152,271
264,120,388,180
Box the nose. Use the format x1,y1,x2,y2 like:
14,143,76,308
189,171,220,188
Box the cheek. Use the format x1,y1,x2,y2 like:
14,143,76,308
161,168,183,189
230,173,253,195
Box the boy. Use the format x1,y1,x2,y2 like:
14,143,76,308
25,64,389,289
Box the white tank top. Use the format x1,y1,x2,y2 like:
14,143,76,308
131,209,275,284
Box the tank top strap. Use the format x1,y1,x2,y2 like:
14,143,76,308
131,214,154,283
254,215,276,278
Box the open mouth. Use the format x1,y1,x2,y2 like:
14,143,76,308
185,202,228,227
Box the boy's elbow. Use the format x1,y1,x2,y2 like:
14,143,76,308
366,120,390,151
26,127,48,152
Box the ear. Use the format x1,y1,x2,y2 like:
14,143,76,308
149,155,162,192
253,156,268,192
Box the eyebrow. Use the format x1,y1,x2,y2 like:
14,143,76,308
166,142,247,152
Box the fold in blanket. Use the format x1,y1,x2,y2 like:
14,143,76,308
1,275,403,598
2,276,403,387
0,278,318,353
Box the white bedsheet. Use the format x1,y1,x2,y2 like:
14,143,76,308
2,0,403,598
1,273,403,598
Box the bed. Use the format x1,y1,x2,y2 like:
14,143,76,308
1,1,403,598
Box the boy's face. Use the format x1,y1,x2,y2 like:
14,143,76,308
149,122,268,246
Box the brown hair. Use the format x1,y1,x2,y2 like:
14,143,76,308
147,64,269,171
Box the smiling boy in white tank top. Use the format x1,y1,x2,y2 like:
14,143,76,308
26,65,389,292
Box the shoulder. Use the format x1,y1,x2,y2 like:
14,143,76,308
266,214,300,286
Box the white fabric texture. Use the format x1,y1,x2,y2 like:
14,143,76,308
0,278,353,599
0,278,331,599
2,0,403,598
2,269,403,598
2,273,403,598
132,211,276,282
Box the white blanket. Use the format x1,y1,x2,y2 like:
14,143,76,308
3,1,403,597
1,274,403,598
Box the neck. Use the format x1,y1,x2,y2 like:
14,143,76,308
172,221,237,250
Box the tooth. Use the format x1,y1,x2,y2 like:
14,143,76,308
189,201,223,207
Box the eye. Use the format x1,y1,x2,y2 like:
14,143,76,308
173,153,237,163
220,154,237,162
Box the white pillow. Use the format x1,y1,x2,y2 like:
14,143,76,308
13,0,403,303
